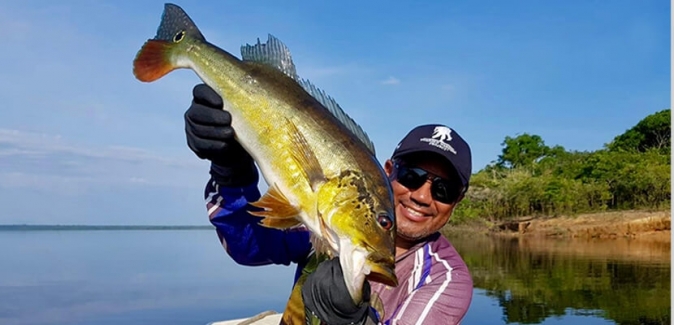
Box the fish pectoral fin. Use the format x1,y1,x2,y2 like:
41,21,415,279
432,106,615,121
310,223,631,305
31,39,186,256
312,216,334,256
249,183,302,229
284,117,326,192
259,217,302,229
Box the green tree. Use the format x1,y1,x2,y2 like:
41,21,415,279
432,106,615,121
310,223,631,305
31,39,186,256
497,133,551,168
607,109,671,154
451,110,670,222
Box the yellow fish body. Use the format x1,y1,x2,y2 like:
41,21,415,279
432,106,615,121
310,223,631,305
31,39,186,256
133,3,397,324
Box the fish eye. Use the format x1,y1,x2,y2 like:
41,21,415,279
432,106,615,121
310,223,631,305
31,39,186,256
377,213,393,231
173,30,186,42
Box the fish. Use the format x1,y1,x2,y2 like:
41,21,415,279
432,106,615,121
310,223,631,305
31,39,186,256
132,3,398,324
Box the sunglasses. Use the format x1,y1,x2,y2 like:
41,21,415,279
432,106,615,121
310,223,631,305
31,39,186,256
393,162,463,204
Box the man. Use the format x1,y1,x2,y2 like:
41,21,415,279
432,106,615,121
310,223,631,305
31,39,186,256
185,84,474,324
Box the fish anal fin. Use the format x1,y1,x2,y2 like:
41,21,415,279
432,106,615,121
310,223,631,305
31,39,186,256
281,252,331,325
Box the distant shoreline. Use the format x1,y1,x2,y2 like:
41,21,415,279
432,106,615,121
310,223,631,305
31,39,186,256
0,225,215,231
444,209,671,242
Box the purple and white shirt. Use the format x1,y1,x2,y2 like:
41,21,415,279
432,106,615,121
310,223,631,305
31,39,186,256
204,178,473,324
369,233,473,324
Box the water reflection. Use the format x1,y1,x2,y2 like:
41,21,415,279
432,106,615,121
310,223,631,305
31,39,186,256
449,235,671,325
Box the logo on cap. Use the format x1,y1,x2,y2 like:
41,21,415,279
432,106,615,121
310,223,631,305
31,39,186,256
420,126,457,154
432,126,453,142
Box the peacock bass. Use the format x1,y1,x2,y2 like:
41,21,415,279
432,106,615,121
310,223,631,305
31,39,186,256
132,3,397,324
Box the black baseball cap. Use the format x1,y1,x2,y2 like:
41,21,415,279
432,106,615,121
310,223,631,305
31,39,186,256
391,124,472,190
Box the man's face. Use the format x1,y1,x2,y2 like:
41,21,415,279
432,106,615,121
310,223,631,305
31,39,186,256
384,152,464,246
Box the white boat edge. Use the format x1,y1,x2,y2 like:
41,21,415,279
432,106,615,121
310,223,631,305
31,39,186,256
207,312,282,325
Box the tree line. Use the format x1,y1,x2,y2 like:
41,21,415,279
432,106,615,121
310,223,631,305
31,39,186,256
453,108,671,222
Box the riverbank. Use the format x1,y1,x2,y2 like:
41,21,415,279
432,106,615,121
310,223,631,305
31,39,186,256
443,209,671,242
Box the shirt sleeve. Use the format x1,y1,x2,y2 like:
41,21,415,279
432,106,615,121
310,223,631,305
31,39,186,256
386,246,474,325
204,178,313,267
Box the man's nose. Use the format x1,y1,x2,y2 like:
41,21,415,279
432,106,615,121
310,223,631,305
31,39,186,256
409,179,433,205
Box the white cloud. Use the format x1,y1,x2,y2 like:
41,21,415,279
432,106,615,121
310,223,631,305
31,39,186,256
441,84,455,92
0,128,217,225
0,128,207,192
381,76,400,85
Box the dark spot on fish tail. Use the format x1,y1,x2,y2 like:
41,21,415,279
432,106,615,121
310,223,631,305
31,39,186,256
173,30,186,43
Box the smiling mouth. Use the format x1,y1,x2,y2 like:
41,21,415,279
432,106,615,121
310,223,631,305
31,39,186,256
401,203,430,218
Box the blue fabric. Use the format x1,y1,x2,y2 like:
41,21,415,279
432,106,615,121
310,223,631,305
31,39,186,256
415,243,432,290
205,178,313,282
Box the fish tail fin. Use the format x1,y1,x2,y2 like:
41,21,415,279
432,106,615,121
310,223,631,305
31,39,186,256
133,40,175,82
154,3,206,43
132,3,205,82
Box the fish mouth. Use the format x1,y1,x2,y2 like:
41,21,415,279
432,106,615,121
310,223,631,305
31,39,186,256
366,261,398,287
364,251,398,287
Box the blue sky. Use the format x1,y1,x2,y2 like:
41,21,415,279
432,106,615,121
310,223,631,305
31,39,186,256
0,0,669,225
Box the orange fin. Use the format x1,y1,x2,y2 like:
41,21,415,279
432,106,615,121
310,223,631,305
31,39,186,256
133,40,174,82
259,217,302,229
249,183,301,229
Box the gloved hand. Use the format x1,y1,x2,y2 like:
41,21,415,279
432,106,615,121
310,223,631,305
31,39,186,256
184,84,258,187
302,257,373,325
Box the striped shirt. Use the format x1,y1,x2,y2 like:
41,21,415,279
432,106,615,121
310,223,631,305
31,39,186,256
205,178,473,324
369,233,473,324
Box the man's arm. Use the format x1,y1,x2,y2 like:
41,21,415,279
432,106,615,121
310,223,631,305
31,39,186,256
205,175,312,267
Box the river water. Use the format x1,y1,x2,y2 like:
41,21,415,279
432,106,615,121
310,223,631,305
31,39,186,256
0,229,669,324
452,234,671,325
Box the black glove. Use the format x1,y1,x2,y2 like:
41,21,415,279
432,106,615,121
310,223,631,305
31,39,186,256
184,84,258,187
302,257,372,325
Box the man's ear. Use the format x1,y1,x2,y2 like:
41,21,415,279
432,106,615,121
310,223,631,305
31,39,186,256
384,159,394,178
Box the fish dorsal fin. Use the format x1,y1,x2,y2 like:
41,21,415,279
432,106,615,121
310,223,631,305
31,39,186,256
240,34,299,82
240,34,377,155
296,78,376,155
